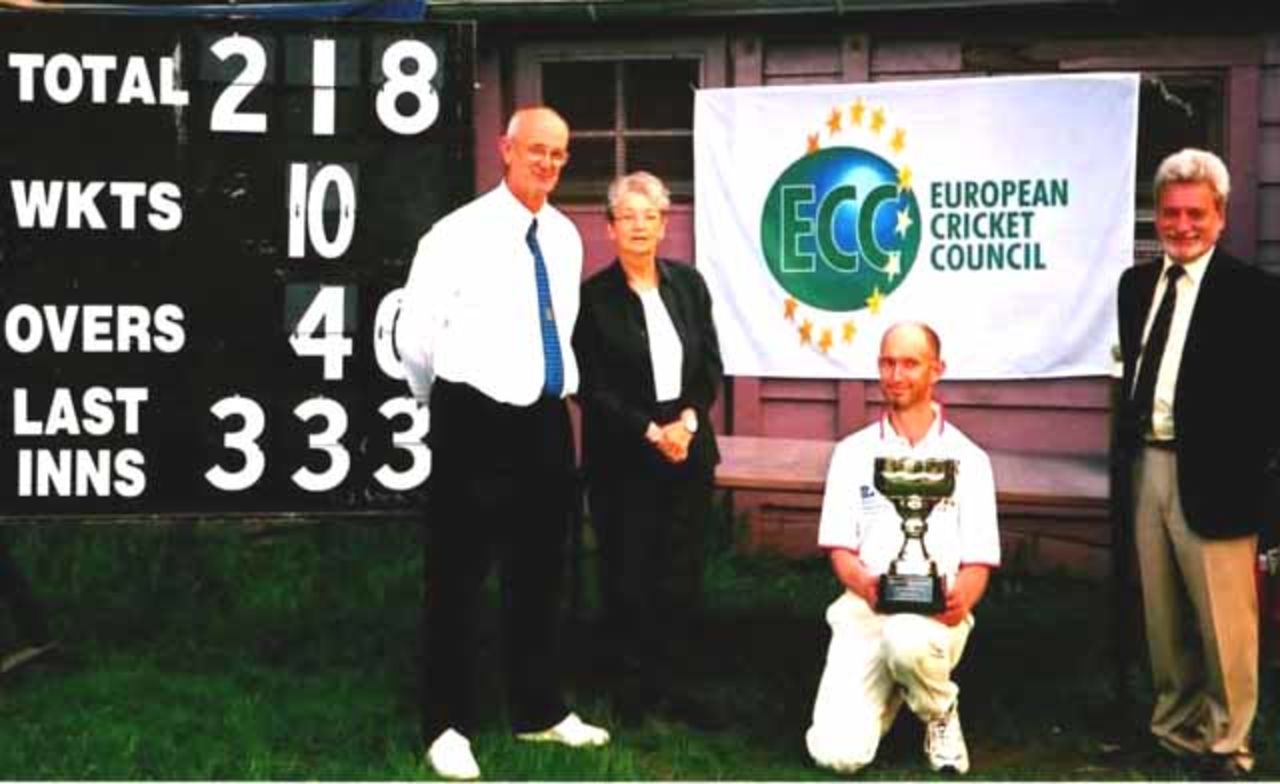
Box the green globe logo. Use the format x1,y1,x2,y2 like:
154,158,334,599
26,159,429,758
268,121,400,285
761,146,921,312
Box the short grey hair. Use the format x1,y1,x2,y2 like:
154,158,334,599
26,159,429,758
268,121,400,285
1154,148,1230,211
606,171,670,221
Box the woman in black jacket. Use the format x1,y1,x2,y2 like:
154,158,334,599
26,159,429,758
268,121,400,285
573,171,723,720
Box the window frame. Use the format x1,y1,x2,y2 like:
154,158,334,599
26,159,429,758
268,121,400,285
514,37,727,203
1133,69,1227,259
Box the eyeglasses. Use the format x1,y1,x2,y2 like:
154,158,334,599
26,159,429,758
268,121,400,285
521,143,569,167
613,211,664,225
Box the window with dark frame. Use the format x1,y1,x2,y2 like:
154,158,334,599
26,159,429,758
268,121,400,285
541,58,699,202
1135,72,1224,256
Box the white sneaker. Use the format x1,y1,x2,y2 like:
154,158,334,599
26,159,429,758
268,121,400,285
426,728,481,780
515,712,610,747
924,702,970,774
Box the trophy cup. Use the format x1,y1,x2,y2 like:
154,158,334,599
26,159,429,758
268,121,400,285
872,457,957,614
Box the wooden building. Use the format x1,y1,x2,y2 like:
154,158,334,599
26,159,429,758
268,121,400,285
428,0,1280,573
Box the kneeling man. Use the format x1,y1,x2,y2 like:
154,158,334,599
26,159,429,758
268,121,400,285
806,322,1001,775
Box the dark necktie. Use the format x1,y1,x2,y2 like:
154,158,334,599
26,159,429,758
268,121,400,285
1130,265,1185,436
526,218,563,398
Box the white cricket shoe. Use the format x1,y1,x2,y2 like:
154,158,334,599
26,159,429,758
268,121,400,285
515,712,610,747
426,728,481,780
924,702,970,774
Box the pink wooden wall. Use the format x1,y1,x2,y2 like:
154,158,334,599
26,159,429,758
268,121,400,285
458,20,1278,570
467,26,1272,461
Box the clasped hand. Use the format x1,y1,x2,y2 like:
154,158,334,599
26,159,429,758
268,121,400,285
647,419,692,464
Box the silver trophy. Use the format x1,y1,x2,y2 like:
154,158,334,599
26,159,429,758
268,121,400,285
872,457,957,614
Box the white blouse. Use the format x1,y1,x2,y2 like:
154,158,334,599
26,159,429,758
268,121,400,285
636,287,683,403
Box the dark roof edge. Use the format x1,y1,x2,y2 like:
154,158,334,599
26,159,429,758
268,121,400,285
426,0,1119,23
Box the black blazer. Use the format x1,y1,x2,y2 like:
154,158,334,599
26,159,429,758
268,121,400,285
1117,249,1280,538
573,258,723,478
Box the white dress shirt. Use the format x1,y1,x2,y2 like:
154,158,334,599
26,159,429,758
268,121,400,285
1136,248,1212,440
817,406,1001,582
636,286,684,403
395,182,583,406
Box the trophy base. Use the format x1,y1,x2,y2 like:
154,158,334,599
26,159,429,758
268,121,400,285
877,573,945,614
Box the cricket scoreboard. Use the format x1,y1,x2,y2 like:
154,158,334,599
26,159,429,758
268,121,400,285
0,13,471,514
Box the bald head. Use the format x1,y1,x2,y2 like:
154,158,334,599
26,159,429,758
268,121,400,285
880,321,941,362
501,106,571,212
506,106,568,140
878,321,944,415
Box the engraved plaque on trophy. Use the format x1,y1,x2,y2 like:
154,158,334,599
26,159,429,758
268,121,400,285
872,457,957,614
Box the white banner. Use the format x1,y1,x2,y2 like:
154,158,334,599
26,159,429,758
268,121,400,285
694,73,1139,379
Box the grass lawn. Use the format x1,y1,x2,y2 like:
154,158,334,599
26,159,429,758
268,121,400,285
0,517,1275,780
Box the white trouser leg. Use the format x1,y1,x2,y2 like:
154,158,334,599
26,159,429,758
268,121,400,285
807,592,974,772
882,611,973,721
806,592,902,772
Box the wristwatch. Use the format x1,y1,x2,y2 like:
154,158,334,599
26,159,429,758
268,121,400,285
681,410,699,433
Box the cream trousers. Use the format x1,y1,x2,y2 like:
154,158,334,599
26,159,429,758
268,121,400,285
806,591,973,773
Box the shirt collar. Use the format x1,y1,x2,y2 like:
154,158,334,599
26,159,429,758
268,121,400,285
496,180,545,226
878,401,946,448
1160,246,1214,288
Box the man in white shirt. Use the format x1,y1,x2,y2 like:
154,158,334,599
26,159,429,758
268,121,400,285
396,106,609,781
806,322,1001,776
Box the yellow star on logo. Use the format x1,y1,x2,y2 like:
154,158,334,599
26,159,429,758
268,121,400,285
895,207,913,237
842,321,857,344
897,165,913,192
826,108,842,135
799,319,813,345
890,127,906,155
819,328,833,354
870,107,886,134
884,252,901,282
850,98,865,127
866,287,884,315
783,297,798,321
806,132,820,154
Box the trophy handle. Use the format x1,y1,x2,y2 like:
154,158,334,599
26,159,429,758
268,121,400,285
917,519,934,563
891,536,911,572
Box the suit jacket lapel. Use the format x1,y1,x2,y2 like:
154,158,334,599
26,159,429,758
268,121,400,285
655,260,690,344
1133,261,1161,332
1126,261,1161,369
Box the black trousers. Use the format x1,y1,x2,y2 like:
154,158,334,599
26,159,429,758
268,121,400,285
0,536,49,646
419,380,574,741
588,465,712,682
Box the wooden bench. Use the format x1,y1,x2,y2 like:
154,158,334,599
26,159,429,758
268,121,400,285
715,435,1112,575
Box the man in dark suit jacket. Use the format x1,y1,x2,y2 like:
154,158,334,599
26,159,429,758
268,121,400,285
1116,148,1280,778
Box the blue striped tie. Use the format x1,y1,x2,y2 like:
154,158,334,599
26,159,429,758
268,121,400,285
526,218,563,398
